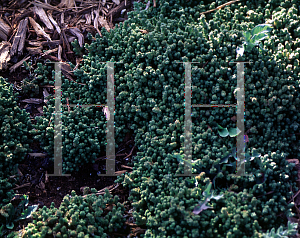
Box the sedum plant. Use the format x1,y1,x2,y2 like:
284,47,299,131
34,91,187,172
0,195,38,230
192,182,224,215
236,24,273,57
261,221,298,237
0,76,32,236
0,77,32,182
20,188,126,238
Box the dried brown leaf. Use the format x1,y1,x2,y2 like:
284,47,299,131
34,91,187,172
41,48,58,57
38,181,45,190
84,13,92,25
93,9,102,37
200,0,240,15
0,41,11,70
98,16,110,32
139,29,148,34
287,159,299,165
58,44,62,61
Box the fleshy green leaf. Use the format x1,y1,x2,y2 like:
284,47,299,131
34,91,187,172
15,205,38,221
217,125,240,138
220,154,231,164
245,42,256,51
202,182,212,198
6,222,14,230
217,124,229,137
173,153,184,162
243,31,252,43
193,183,224,215
252,151,261,158
251,24,273,37
228,127,241,137
174,153,196,167
262,221,297,237
251,32,269,44
220,147,236,163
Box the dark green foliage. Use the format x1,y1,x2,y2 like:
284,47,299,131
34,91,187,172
71,39,85,57
20,188,125,238
261,221,297,237
30,97,109,173
0,77,32,235
0,77,32,181
0,195,38,230
21,61,54,97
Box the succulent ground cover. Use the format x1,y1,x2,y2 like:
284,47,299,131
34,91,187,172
1,0,300,237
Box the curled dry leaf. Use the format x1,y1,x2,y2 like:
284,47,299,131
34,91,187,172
85,13,92,25
144,1,150,11
98,16,110,33
36,106,43,114
0,41,11,70
139,29,148,34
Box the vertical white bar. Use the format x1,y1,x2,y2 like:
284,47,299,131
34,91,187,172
98,61,117,176
184,62,193,176
236,62,246,176
228,61,252,177
175,62,197,177
49,62,70,177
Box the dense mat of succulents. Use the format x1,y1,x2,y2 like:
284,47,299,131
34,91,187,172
21,188,126,238
1,0,300,237
0,77,32,232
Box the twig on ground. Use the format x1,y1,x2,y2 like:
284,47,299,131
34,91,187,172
199,0,240,15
